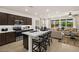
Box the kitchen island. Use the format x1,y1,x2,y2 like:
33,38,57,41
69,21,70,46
22,30,52,52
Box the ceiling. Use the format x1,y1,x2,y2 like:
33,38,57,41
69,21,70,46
0,6,79,18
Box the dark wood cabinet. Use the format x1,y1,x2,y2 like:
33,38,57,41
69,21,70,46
7,14,15,25
0,34,1,45
23,35,28,50
0,32,16,46
14,15,23,20
18,16,23,20
0,12,8,25
26,17,32,25
8,15,24,25
0,12,32,25
21,17,32,25
0,33,6,45
6,32,16,43
22,17,27,25
14,15,18,20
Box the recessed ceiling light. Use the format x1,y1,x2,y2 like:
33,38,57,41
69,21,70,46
25,9,28,12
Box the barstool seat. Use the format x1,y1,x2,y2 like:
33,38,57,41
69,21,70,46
32,34,48,52
32,31,52,52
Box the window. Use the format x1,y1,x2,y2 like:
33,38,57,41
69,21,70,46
55,20,59,27
51,18,73,29
67,19,73,27
51,20,59,28
61,19,66,27
51,20,55,28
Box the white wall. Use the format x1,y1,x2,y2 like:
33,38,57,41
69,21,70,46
0,8,32,18
46,19,51,28
34,18,51,29
73,15,79,29
32,17,40,29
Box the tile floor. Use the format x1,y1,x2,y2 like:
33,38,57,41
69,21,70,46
60,36,79,47
48,39,79,52
0,40,27,52
0,39,79,52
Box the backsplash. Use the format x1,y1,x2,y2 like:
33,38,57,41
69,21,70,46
0,25,32,31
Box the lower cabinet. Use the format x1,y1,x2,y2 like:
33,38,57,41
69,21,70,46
0,33,6,45
23,34,28,50
6,32,16,44
26,18,32,25
0,32,16,46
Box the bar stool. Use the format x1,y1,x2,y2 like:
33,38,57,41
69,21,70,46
32,34,48,52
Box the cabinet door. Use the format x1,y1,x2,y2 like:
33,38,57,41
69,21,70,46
14,15,23,20
0,33,6,46
22,17,27,25
0,12,8,25
6,32,16,43
26,17,32,25
14,15,18,20
8,14,15,25
0,34,1,45
18,16,23,20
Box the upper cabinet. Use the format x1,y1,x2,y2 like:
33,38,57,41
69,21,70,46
22,17,27,25
26,17,32,25
0,12,32,25
7,14,15,25
14,15,23,20
0,12,8,25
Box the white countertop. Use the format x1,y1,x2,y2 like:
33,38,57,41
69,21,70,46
0,28,33,33
22,30,51,37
